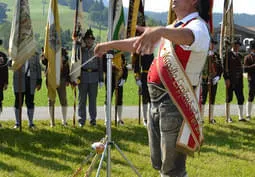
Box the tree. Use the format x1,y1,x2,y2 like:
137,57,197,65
0,22,11,50
0,3,8,23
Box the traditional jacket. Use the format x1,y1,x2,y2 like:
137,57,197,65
244,52,255,83
13,53,42,94
80,44,103,84
0,51,8,89
202,51,223,83
223,51,243,88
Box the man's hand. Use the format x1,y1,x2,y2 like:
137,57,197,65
36,85,41,91
133,26,163,55
212,76,220,85
136,80,142,87
225,79,231,88
3,84,7,90
118,79,125,87
99,82,104,88
94,43,109,57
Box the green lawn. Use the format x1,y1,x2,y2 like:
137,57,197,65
2,70,139,107
0,118,254,177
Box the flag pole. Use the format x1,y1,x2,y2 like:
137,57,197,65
106,1,113,176
18,69,22,132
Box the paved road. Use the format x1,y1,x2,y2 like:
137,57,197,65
0,104,252,121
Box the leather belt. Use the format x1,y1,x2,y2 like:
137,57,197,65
148,83,197,102
82,68,98,72
148,83,169,102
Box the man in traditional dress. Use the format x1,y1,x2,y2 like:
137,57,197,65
13,52,42,129
94,0,210,176
133,53,154,126
41,47,70,127
77,28,103,127
201,39,223,123
243,40,255,121
0,39,8,128
103,53,128,125
224,40,246,122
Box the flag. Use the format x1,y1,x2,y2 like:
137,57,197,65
44,0,61,101
167,0,176,25
208,0,214,34
220,0,234,60
70,0,84,84
110,0,126,81
112,0,126,41
126,0,140,38
126,0,144,65
8,0,37,71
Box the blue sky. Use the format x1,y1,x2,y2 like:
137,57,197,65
122,0,255,14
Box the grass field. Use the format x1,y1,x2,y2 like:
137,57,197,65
0,118,254,177
2,70,139,107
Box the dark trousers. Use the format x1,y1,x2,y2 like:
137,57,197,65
104,77,123,106
14,77,34,109
201,83,218,105
0,89,3,112
141,73,150,104
226,84,244,105
248,81,255,102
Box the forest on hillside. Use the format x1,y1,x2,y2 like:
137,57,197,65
0,1,160,51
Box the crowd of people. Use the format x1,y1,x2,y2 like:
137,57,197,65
1,30,255,128
0,28,148,129
0,20,254,129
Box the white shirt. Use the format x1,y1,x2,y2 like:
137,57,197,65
176,12,210,52
163,12,210,85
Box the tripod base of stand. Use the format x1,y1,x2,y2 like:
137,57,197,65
72,136,141,177
95,140,142,177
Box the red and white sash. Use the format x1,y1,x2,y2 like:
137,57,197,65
156,40,203,155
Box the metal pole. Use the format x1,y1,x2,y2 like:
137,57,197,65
107,0,113,176
106,53,113,177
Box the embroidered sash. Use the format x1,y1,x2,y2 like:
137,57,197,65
156,40,203,155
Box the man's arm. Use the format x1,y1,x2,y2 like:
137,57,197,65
243,55,255,72
94,37,139,57
133,26,194,55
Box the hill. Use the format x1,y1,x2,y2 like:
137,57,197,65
145,11,255,27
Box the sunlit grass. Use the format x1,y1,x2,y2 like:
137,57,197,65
0,118,254,177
